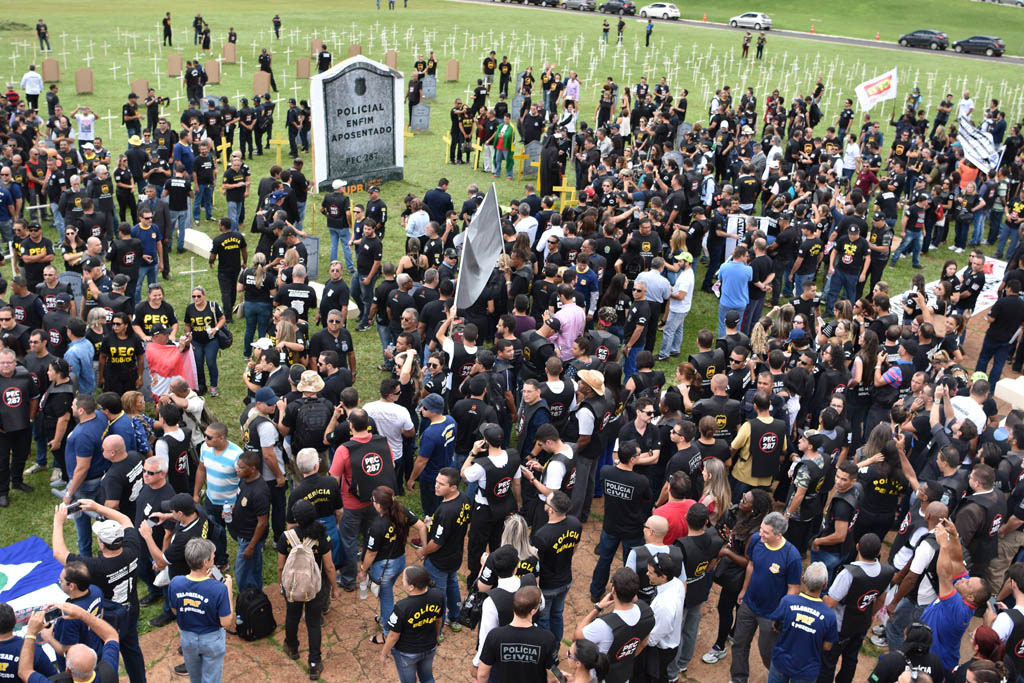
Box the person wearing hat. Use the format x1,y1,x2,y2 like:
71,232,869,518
107,223,144,305
571,369,611,522
278,369,333,463
237,97,257,160
242,387,288,542
782,429,829,555
121,92,142,139
826,221,871,312
321,179,353,268
406,393,456,516
53,497,148,683
890,195,927,270
365,185,388,239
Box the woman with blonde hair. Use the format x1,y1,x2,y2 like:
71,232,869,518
274,319,303,366
85,307,108,361
476,513,538,592
700,458,732,525
276,247,300,286
122,391,154,453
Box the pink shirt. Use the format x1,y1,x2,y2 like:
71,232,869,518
552,302,586,360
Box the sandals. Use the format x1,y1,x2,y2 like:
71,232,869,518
370,633,386,645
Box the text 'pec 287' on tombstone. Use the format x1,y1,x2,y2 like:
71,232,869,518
310,55,405,193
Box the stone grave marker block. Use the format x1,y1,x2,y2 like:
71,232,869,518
167,54,183,77
311,55,404,192
422,74,437,99
524,140,542,177
41,59,59,82
75,68,94,94
222,43,237,64
445,59,459,82
410,103,431,131
130,79,149,98
296,57,311,79
253,71,271,95
510,93,524,121
311,38,324,57
348,44,362,57
300,235,321,281
385,50,398,69
204,60,220,84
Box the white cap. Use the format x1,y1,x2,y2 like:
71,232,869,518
82,143,94,150
92,520,124,545
332,179,344,190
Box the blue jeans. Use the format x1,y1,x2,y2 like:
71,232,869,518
623,345,642,378
424,558,461,623
0,220,12,243
971,209,989,245
977,338,1012,386
49,204,64,232
825,271,858,311
171,209,189,249
351,273,377,325
179,628,226,683
997,223,1020,259
192,337,220,389
493,149,512,179
235,536,265,592
339,506,376,588
392,647,436,683
33,416,47,467
658,310,688,357
242,300,273,357
318,514,344,574
793,272,814,296
329,228,353,270
378,324,395,366
809,548,843,584
589,530,643,600
718,305,745,337
193,184,213,221
296,201,306,231
227,201,242,231
890,230,923,267
72,478,103,557
884,597,925,653
136,261,158,301
419,479,441,516
989,210,1004,245
370,554,407,635
767,664,815,683
202,497,229,567
537,583,571,642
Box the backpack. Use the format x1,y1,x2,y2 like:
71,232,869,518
280,529,322,603
291,397,334,452
234,587,277,640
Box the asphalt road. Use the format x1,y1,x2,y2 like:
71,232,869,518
452,0,1024,64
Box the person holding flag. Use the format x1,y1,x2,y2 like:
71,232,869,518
493,114,516,181
145,324,197,400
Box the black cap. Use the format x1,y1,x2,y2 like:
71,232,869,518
161,492,197,515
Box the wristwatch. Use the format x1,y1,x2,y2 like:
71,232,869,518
593,602,602,612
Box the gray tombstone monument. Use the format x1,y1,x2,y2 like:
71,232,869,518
524,140,542,177
410,103,431,131
509,93,524,122
300,235,321,281
422,74,437,100
310,55,404,193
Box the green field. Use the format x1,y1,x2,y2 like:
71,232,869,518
0,0,1013,627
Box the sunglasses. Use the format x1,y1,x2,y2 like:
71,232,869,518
143,469,160,475
640,410,656,416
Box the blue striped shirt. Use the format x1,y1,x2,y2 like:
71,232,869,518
199,441,242,506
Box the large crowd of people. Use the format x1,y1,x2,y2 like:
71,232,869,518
4,11,1024,683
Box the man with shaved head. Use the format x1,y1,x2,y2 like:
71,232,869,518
98,435,144,520
19,602,120,682
626,514,683,604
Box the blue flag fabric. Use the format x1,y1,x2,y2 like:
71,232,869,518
0,536,64,604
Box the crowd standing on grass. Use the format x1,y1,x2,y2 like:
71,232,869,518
7,12,1024,683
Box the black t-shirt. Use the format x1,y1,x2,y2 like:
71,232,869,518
274,522,330,572
184,301,223,344
100,453,144,522
986,294,1024,343
748,254,773,301
600,465,652,538
232,477,270,539
869,651,946,683
426,493,471,571
356,236,383,276
959,269,986,312
531,516,582,589
287,474,343,521
321,192,350,229
100,334,144,375
366,506,419,560
387,588,444,653
275,283,318,321
624,300,651,346
479,624,560,681
239,267,276,304
833,234,869,274
20,237,53,283
164,509,210,578
134,483,176,546
210,231,247,273
68,528,142,609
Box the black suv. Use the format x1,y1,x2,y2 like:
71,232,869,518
952,35,1005,56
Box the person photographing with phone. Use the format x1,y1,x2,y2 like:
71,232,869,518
19,602,119,683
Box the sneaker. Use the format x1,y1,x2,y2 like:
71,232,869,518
174,663,188,676
209,387,219,397
308,661,322,680
869,634,888,648
356,323,371,332
913,264,924,269
50,469,62,484
149,612,175,628
448,622,462,633
702,645,727,664
13,483,34,493
24,463,44,475
284,643,299,660
140,592,162,607
871,624,885,636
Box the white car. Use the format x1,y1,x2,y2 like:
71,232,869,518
639,2,680,18
729,11,772,29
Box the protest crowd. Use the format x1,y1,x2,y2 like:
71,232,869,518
5,11,1024,683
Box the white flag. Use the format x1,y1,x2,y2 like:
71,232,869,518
958,114,1002,174
854,68,899,112
454,184,503,309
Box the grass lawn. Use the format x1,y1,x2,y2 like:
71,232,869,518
0,0,1005,630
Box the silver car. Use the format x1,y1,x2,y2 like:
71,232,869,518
729,11,772,29
563,0,596,8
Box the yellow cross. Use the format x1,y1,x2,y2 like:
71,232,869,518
442,133,452,164
553,176,577,211
216,138,231,168
513,151,530,181
268,137,288,166
472,143,484,171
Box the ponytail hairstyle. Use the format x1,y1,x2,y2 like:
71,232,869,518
371,486,410,547
252,252,267,285
971,625,1006,665
573,639,610,680
968,658,1010,683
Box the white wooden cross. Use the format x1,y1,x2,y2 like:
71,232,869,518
290,81,301,101
59,49,70,70
251,39,260,57
109,63,120,81
101,41,110,57
281,46,293,63
144,35,154,53
239,55,244,79
101,109,118,139
150,53,160,75
170,92,185,109
60,32,68,47
179,256,209,291
82,53,94,68
72,36,81,51
124,66,133,83
125,47,133,67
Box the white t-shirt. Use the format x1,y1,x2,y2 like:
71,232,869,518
957,98,975,122
582,604,642,653
669,267,694,314
843,142,861,170
827,559,882,630
75,113,96,141
363,400,413,461
515,217,538,246
950,395,986,433
909,538,939,606
463,451,522,506
992,605,1024,642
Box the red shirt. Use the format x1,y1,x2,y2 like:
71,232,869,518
654,499,694,545
329,433,376,510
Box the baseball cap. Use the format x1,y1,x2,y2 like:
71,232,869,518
149,323,169,336
288,98,296,104
55,292,72,305
161,492,197,515
92,520,125,545
789,328,806,341
368,185,380,193
444,248,457,259
724,310,741,325
331,179,344,190
112,274,130,288
873,212,884,221
797,428,828,451
848,224,861,234
289,363,306,384
253,387,279,404
268,190,286,203
677,251,693,263
418,393,445,414
81,257,102,271
128,92,138,99
82,143,94,150
971,371,989,383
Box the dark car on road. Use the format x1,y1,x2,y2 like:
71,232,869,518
898,29,949,50
952,35,1005,56
599,0,636,14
